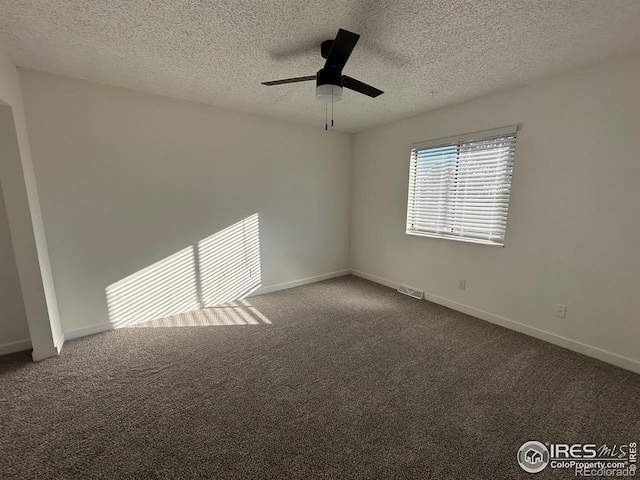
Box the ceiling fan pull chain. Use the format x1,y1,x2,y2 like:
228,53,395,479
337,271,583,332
325,102,328,131
331,85,334,128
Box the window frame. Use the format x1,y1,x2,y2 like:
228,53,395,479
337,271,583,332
405,125,517,247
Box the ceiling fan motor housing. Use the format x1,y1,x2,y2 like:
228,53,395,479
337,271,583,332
316,68,343,103
320,40,333,59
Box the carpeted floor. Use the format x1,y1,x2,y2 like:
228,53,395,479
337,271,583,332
1,275,639,479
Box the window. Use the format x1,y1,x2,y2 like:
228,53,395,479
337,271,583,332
406,126,517,246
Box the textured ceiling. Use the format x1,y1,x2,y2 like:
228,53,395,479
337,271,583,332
1,1,640,132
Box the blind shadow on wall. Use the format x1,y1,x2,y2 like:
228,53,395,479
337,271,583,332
105,214,268,328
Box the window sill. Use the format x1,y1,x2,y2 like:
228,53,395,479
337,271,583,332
406,230,504,247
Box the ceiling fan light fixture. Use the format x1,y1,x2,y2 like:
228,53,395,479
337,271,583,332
316,84,343,103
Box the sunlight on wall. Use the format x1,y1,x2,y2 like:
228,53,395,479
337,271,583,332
105,214,262,328
199,213,261,307
106,247,200,328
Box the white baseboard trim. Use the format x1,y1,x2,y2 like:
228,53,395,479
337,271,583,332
64,321,114,341
350,269,640,375
350,269,400,290
64,269,352,341
31,344,59,361
0,338,32,356
251,269,351,296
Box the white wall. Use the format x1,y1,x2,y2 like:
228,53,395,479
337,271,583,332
19,69,353,336
0,48,61,360
0,181,29,354
351,56,640,371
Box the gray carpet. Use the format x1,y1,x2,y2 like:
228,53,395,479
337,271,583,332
1,275,638,479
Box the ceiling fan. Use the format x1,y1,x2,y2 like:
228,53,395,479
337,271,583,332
262,28,384,105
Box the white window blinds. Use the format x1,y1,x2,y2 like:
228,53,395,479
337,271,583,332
406,126,517,246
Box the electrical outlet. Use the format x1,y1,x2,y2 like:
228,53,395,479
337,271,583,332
458,279,466,290
554,304,567,318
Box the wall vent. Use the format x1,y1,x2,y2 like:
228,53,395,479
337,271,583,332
397,285,424,300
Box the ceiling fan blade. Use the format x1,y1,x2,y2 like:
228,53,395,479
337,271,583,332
262,75,316,86
324,29,360,72
342,76,384,98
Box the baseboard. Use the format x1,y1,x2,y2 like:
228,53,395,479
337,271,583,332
64,269,352,341
31,344,59,361
350,269,400,290
250,269,351,296
350,269,640,375
64,321,114,341
0,338,32,356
